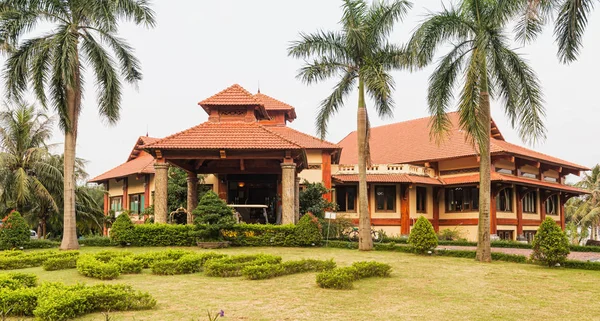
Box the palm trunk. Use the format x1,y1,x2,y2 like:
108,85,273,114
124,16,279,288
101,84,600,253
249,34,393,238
476,62,492,263
60,46,81,250
357,75,373,251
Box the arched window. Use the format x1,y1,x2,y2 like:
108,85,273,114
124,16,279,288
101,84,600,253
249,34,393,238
496,188,513,212
545,194,559,215
522,191,537,213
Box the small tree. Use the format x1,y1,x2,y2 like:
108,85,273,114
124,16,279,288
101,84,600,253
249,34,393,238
531,217,570,267
110,213,135,246
299,181,337,218
291,213,323,246
193,191,235,241
0,211,30,249
408,216,438,254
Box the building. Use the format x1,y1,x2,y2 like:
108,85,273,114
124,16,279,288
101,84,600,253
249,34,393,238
90,84,588,241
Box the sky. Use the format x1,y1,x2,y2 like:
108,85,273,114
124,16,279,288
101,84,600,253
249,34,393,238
4,0,599,182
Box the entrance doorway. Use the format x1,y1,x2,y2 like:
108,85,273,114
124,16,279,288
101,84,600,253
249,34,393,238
227,174,278,223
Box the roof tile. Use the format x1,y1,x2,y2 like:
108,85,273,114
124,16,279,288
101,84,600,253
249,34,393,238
441,172,587,194
89,154,155,183
332,174,442,185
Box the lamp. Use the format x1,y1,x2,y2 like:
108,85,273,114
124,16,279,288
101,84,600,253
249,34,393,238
238,182,245,188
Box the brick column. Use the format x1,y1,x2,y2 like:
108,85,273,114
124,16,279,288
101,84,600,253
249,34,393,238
153,161,170,224
432,187,440,233
295,176,300,223
281,162,296,225
186,172,199,225
559,194,566,230
122,178,129,211
321,151,332,201
516,189,524,239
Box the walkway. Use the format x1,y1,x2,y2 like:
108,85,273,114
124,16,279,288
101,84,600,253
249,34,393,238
438,245,600,262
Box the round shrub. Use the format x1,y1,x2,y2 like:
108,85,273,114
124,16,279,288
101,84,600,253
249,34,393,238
76,255,120,280
151,259,179,275
193,191,235,226
110,214,135,246
42,256,78,271
290,213,323,246
531,217,570,267
0,211,31,249
408,216,438,254
316,268,356,289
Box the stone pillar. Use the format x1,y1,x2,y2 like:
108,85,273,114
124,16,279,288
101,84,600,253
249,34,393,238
281,162,296,225
103,182,109,236
153,161,170,224
295,176,300,223
186,172,199,225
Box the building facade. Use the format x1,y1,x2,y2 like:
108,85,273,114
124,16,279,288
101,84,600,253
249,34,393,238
90,84,587,241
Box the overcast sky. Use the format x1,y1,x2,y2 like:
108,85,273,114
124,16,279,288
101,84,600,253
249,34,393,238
5,0,598,182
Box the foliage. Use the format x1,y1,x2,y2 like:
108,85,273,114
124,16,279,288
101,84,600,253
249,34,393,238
125,224,199,246
133,249,194,268
562,260,600,271
316,261,392,289
0,249,79,270
110,214,135,246
567,165,600,241
531,217,571,267
0,272,37,289
299,181,337,218
167,168,209,213
437,228,465,241
242,259,336,280
76,255,121,280
565,221,589,245
111,256,143,274
79,236,116,247
293,213,323,246
0,211,30,249
203,254,282,277
150,252,226,275
220,224,297,247
42,256,78,271
193,191,235,241
288,0,412,251
23,239,60,249
320,217,353,240
408,216,438,254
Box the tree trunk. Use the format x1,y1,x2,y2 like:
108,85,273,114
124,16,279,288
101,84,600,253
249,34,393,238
42,217,47,239
357,75,373,251
60,48,81,250
475,78,492,262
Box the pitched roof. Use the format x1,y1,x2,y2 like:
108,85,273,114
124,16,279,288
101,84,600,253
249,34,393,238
89,154,155,183
127,136,159,162
441,172,587,194
254,92,297,120
268,126,340,149
198,84,269,119
332,174,442,185
338,112,588,170
143,121,303,150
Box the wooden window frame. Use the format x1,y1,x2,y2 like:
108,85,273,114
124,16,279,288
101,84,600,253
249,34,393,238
522,191,537,214
335,185,357,213
496,188,513,212
110,196,123,212
545,194,559,216
445,186,479,213
416,186,427,213
129,193,144,215
497,230,514,241
523,230,536,243
374,185,396,212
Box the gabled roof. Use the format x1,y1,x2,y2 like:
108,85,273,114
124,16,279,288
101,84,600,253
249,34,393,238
127,136,159,162
338,112,588,170
268,126,340,150
89,154,155,183
441,172,587,194
254,92,297,120
198,84,269,119
143,121,304,150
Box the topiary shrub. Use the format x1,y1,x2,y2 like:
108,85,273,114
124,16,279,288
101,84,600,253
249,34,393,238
290,213,322,246
76,255,120,280
316,268,357,289
0,211,31,249
110,214,135,246
193,191,235,241
42,256,78,271
531,217,570,267
408,216,438,254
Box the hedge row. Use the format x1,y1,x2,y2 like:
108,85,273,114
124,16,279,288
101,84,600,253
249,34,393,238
316,261,392,290
0,250,79,270
150,252,226,275
204,254,282,277
42,256,78,271
0,281,155,321
0,272,37,290
242,259,336,280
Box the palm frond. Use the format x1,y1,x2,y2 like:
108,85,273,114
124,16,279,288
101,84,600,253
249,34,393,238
287,30,348,61
554,0,594,63
362,60,395,118
366,0,412,45
296,56,349,84
316,71,356,139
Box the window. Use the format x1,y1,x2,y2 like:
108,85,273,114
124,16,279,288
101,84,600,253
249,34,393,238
521,172,538,179
336,186,357,212
445,187,479,212
110,196,123,212
522,191,537,213
496,188,513,212
544,176,558,183
416,187,427,213
545,194,559,215
129,193,145,215
496,168,514,175
497,230,513,241
375,185,396,211
524,230,536,243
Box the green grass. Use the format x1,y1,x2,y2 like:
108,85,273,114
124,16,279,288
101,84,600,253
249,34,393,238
3,246,600,320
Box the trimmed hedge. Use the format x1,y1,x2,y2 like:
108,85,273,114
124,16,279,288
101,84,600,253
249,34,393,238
221,224,297,247
0,250,79,270
0,287,38,316
79,236,117,247
204,254,282,277
150,252,226,275
112,256,143,274
22,239,60,249
133,249,194,268
76,255,120,280
242,259,336,280
562,260,600,270
0,272,37,290
316,261,392,290
117,224,199,246
42,256,78,271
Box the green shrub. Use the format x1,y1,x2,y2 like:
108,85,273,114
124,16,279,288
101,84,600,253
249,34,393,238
437,228,464,241
23,239,60,249
42,256,78,271
0,250,79,270
326,240,359,249
299,181,338,218
79,236,116,247
193,191,235,241
0,211,30,249
204,254,282,277
221,224,296,246
76,255,120,280
291,213,323,246
408,216,438,254
0,287,38,316
149,252,226,275
133,249,193,268
151,259,179,275
112,256,143,274
242,259,336,280
242,263,286,280
531,217,570,267
0,272,37,289
127,224,198,246
351,261,392,278
316,267,357,289
562,260,600,270
110,214,135,246
94,250,134,263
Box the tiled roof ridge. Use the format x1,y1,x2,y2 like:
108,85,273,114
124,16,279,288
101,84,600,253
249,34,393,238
143,122,209,149
127,135,160,162
490,138,588,170
199,84,263,106
257,123,304,149
254,92,295,110
276,126,340,148
89,154,155,183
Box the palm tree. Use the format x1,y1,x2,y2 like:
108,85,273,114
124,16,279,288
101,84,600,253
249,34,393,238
408,0,546,262
0,103,62,217
571,165,600,240
288,0,412,251
0,0,155,250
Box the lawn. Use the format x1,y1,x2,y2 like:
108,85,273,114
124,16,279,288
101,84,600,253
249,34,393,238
3,246,599,321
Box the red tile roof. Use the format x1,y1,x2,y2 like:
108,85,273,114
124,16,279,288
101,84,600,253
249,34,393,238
332,174,442,185
255,92,297,121
127,136,159,162
198,84,269,119
143,121,303,150
268,126,340,150
338,112,588,170
89,154,155,183
441,172,587,194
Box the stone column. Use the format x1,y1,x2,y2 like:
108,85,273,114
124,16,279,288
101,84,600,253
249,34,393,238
295,176,300,223
153,161,170,224
281,162,296,225
186,172,199,225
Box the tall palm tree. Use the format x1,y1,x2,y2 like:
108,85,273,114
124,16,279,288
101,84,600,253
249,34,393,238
571,165,600,239
0,103,62,217
408,0,546,262
288,0,411,251
0,0,155,250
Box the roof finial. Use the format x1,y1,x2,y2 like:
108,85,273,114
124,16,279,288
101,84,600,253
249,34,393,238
146,124,149,137
257,80,260,93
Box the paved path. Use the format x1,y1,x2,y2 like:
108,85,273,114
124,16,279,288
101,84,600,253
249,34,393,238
437,245,600,262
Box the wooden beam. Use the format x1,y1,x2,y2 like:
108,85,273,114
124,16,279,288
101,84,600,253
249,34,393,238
240,159,245,171
220,150,226,159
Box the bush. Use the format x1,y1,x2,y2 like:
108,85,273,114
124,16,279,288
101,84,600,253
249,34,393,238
151,259,179,275
112,256,143,274
126,224,198,246
0,287,38,316
299,181,337,218
193,191,235,242
531,217,570,267
0,211,30,249
242,259,336,280
79,236,116,247
204,254,282,277
408,216,438,254
316,261,392,289
320,217,353,239
351,261,392,278
110,214,135,246
42,256,78,271
76,255,120,280
0,272,37,289
437,228,464,241
221,224,296,246
562,260,600,271
133,249,193,268
94,250,134,263
23,239,60,249
292,213,323,246
0,250,79,270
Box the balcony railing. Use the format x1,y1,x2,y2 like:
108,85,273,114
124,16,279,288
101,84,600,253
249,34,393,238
336,164,436,177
